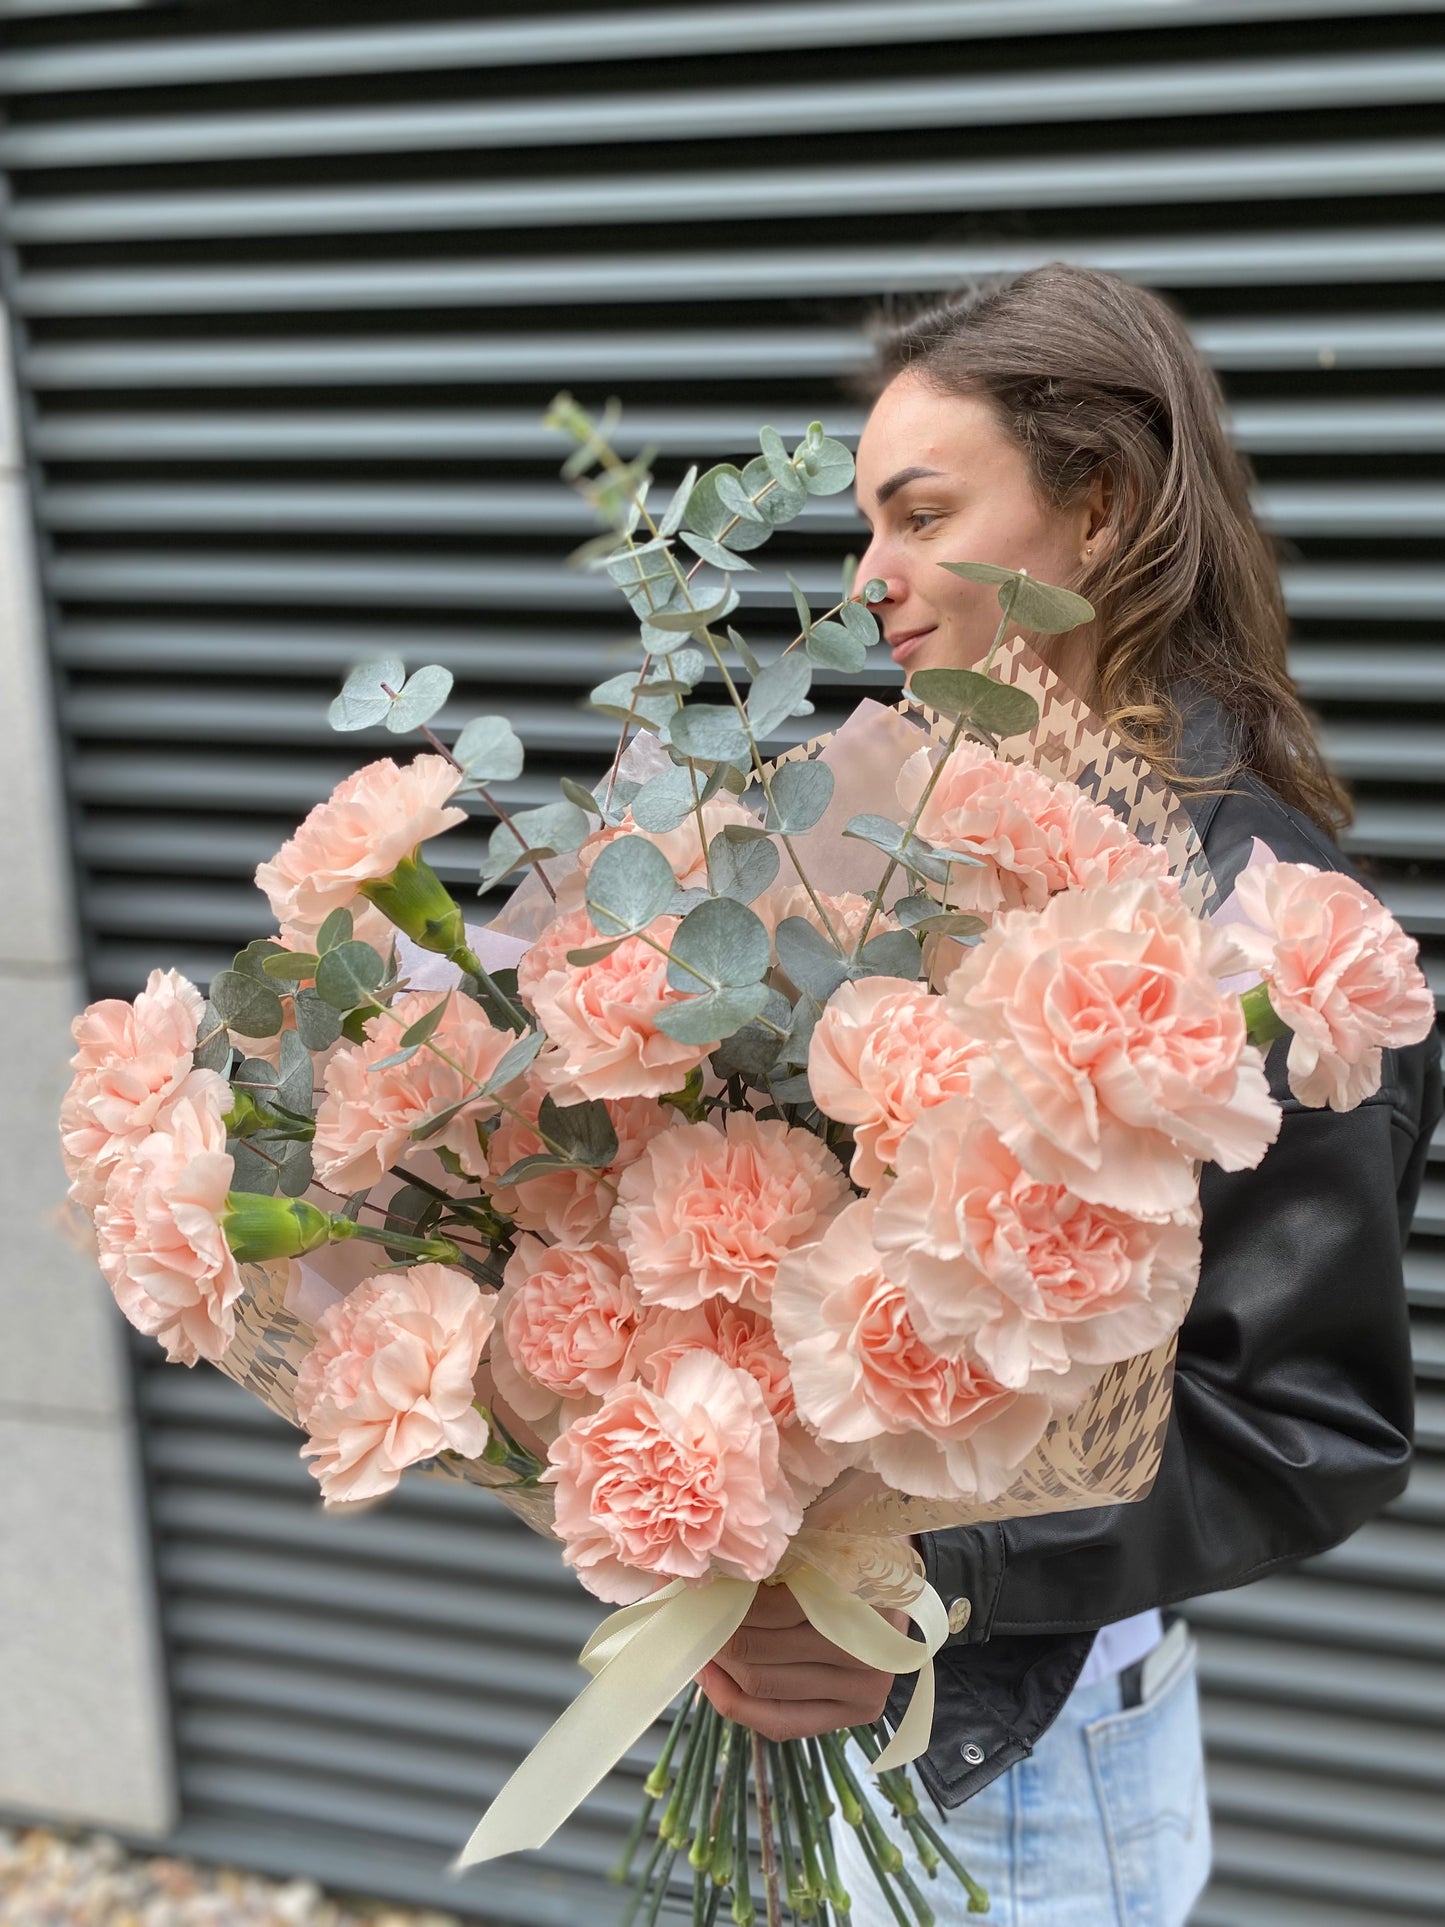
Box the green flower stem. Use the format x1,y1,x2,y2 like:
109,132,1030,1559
1240,980,1290,1048
731,1729,755,1927
710,1730,744,1887
851,1821,911,1927
663,1694,713,1845
851,576,1022,961
611,1791,660,1887
780,1740,826,1911
766,1743,805,1915
622,1831,671,1927
751,1732,784,1927
324,1215,462,1266
446,943,529,1031
981,576,1022,677
901,1812,991,1916
892,1861,937,1927
687,1705,724,1869
697,1720,735,1878
644,1843,682,1927
821,1736,903,1877
646,1692,696,1800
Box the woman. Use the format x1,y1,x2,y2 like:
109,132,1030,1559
696,264,1443,1926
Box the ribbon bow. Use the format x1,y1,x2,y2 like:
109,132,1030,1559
449,1562,947,1872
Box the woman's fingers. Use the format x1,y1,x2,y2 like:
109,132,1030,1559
717,1622,853,1670
697,1661,888,1744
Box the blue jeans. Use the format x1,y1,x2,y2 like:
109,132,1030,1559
834,1624,1212,1926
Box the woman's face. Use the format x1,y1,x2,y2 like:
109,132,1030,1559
851,369,1104,684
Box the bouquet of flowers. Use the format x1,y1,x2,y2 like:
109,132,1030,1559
59,398,1434,1927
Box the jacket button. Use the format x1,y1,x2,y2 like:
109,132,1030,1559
960,1742,985,1766
947,1596,972,1634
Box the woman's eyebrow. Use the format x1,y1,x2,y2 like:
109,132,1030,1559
875,464,946,507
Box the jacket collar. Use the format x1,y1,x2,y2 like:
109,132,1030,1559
1167,677,1244,843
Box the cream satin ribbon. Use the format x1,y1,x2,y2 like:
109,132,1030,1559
448,1563,947,1872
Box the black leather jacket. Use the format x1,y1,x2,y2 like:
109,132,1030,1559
892,686,1444,1811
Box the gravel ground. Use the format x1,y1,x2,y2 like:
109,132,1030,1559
0,1827,467,1927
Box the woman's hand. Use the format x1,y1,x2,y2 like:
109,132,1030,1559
696,1584,907,1742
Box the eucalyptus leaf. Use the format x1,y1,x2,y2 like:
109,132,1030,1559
277,1029,314,1114
328,655,406,732
908,667,1040,739
773,917,851,1002
843,813,952,886
293,986,344,1051
482,1025,547,1095
261,950,319,982
588,669,675,729
454,715,525,784
585,833,678,936
316,907,353,954
683,464,773,553
758,424,797,494
193,1001,233,1073
607,543,678,618
386,1183,443,1237
905,910,989,940
231,1055,281,1101
400,994,451,1048
892,893,944,931
784,572,813,639
708,829,779,904
653,982,771,1045
746,655,813,740
780,993,823,1070
228,1136,280,1196
667,886,714,917
937,560,1094,635
708,987,792,1079
864,577,888,604
314,940,386,1012
209,969,285,1039
232,937,286,982
495,1151,569,1188
481,799,592,888
644,587,741,635
666,703,751,764
277,1140,314,1198
679,530,757,572
841,599,879,647
795,430,855,496
385,663,453,733
806,620,867,674
856,929,924,983
667,896,770,993
763,760,835,834
726,625,761,676
410,1095,473,1143
742,454,805,524
559,776,603,816
658,463,699,538
766,1071,817,1107
715,470,767,524
538,1093,618,1169
631,763,710,833
566,938,626,965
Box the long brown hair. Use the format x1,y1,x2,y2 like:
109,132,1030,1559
848,263,1352,835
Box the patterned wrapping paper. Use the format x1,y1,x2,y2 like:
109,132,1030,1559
210,633,1217,1549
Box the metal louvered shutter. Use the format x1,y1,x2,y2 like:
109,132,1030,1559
2,4,1441,1923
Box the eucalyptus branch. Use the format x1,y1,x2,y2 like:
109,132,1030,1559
851,574,1023,956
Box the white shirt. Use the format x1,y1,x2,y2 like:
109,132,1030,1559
1073,1607,1163,1689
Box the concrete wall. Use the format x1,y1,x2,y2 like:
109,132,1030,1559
0,299,177,1836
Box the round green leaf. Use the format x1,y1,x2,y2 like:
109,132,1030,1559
667,703,751,764
208,968,285,1039
714,470,767,524
795,434,855,496
385,663,453,733
684,464,773,553
328,655,406,732
806,621,867,674
455,715,525,783
667,896,770,992
292,986,344,1051
764,760,834,834
653,982,771,1045
315,906,354,954
632,764,711,834
937,561,1094,635
908,668,1040,739
679,530,757,573
743,454,806,524
708,828,779,904
746,656,814,740
585,833,678,936
314,940,386,1012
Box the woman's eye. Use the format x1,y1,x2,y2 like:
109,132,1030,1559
907,511,940,532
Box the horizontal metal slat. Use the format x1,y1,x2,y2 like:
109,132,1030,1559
1186,1575,1445,1657
1208,1759,1445,1854
11,137,1445,243
1195,1884,1443,1927
6,0,1437,95
1319,722,1445,783
5,49,1444,170
1203,1698,1445,1789
1210,1818,1445,1916
1194,1626,1445,1723
16,230,1445,317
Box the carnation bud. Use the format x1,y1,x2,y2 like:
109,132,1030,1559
223,1192,332,1262
1239,980,1290,1050
358,850,466,957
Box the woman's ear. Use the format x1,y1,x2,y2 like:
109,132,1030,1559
1080,466,1130,566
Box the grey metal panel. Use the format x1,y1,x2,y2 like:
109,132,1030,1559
5,49,1445,169
4,4,1441,1923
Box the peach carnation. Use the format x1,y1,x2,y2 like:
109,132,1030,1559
945,877,1279,1219
545,1348,802,1603
93,1095,242,1367
518,907,713,1101
312,990,517,1191
808,977,984,1187
491,1236,644,1428
294,1262,495,1504
481,1086,679,1244
872,1101,1201,1387
771,1198,1058,1502
579,794,760,891
60,968,230,1213
897,741,1174,918
255,754,466,950
640,1298,841,1498
612,1112,850,1312
1228,861,1436,1111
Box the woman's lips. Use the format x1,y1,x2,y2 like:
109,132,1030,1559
889,628,935,666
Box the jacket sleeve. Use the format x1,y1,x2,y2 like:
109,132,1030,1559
919,1026,1441,1646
